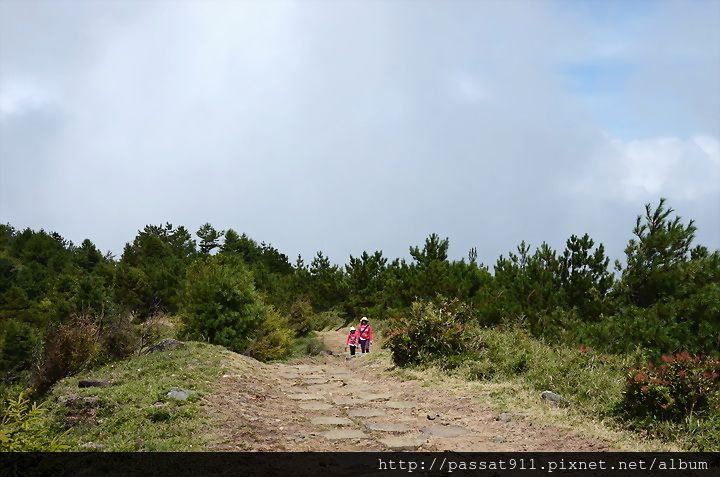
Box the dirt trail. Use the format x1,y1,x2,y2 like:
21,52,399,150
206,329,613,452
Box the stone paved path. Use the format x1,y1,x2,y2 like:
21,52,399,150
208,329,617,452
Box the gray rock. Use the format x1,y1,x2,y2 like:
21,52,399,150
320,350,333,356
167,388,195,400
379,436,425,450
78,379,110,388
364,422,412,433
148,338,186,353
288,393,325,401
493,436,508,443
80,442,106,450
319,429,370,440
541,390,564,406
298,403,335,411
386,401,420,409
497,412,529,422
346,409,386,418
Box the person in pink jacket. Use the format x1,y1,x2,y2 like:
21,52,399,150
357,317,373,354
345,326,358,356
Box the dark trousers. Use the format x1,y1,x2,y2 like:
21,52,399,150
359,339,370,353
349,345,356,356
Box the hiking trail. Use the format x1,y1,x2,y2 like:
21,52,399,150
206,329,613,452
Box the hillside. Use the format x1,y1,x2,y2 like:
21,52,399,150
45,332,680,452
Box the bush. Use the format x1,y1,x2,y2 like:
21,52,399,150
180,256,265,353
31,316,101,396
305,337,326,356
619,351,720,422
0,392,68,451
100,314,140,360
288,298,314,335
384,299,473,366
245,308,294,362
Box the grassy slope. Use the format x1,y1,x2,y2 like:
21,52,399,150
47,342,227,451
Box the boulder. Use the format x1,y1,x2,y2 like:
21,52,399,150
167,388,195,400
78,379,110,388
148,338,186,353
541,390,564,406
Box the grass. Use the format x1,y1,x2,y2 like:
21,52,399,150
381,325,713,451
46,342,226,451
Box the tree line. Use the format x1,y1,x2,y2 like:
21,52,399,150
0,198,718,395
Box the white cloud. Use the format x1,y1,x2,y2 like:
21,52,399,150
573,133,720,202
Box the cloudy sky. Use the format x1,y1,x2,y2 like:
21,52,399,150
1,0,718,267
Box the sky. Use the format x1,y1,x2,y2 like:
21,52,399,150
1,0,718,268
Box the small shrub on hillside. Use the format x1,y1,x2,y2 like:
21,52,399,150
619,352,720,422
0,393,68,451
305,337,325,356
100,314,140,360
385,299,473,366
307,310,345,332
31,316,101,396
289,298,313,335
245,308,294,362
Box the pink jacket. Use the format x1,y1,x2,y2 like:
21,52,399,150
357,324,372,341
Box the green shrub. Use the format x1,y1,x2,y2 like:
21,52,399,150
619,352,720,422
384,299,472,366
289,298,313,335
180,256,265,353
0,392,68,451
245,308,294,362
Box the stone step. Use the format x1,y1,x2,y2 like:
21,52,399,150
378,436,426,450
346,409,387,418
298,403,335,411
364,422,412,433
385,401,421,409
311,416,353,426
288,393,326,401
319,429,370,440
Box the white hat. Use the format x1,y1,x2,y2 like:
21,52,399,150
350,326,356,331
361,316,368,322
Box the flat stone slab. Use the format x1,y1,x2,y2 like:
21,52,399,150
346,409,386,418
332,397,365,405
365,422,412,433
294,366,326,374
320,429,370,440
385,401,421,409
311,416,353,426
298,403,335,411
302,378,329,385
276,373,301,379
363,393,392,402
379,436,426,450
421,425,473,437
288,393,325,401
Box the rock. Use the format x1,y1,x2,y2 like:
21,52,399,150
363,393,392,402
346,409,386,418
167,388,195,400
320,350,333,356
497,412,529,422
78,379,110,388
63,395,102,409
147,338,186,353
298,403,335,411
493,436,508,443
421,425,473,437
319,429,370,440
541,390,564,406
80,442,106,450
288,393,325,401
379,436,426,450
386,401,420,409
364,422,412,433
427,413,440,420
